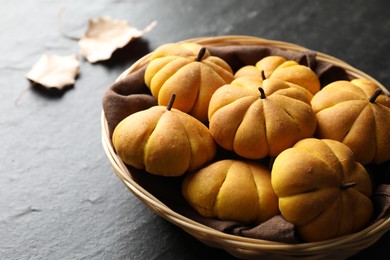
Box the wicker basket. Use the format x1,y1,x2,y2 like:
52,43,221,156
101,35,390,259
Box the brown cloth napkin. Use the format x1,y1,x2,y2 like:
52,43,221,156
102,44,390,243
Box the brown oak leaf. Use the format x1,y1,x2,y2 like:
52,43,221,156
26,54,80,89
79,17,156,63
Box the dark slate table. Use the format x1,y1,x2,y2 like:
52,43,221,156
1,0,389,259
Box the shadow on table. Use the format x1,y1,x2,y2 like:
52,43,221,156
99,38,151,68
28,81,75,99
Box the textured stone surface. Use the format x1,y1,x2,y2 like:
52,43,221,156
1,0,389,259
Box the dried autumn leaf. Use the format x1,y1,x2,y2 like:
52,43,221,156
26,54,80,89
79,17,156,63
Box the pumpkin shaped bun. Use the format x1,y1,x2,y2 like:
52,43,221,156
144,42,234,123
271,138,373,242
208,76,317,159
182,159,279,224
311,79,390,164
235,55,320,99
112,95,216,177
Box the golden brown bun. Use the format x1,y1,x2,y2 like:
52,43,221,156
271,138,373,242
311,79,390,164
182,159,279,224
112,105,216,177
235,55,320,99
208,76,317,159
144,42,234,123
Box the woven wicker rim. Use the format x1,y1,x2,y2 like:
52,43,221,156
102,35,390,258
